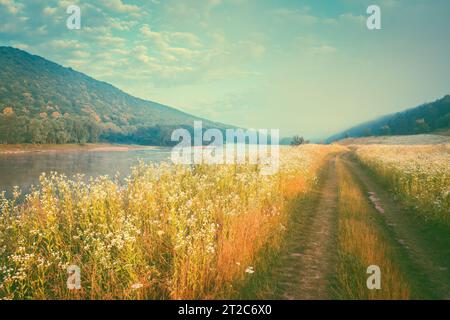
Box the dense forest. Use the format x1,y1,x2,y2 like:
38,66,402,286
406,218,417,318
0,46,226,145
0,111,99,144
327,95,450,142
0,108,197,146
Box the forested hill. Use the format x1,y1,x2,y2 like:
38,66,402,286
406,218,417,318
0,46,226,145
327,95,450,143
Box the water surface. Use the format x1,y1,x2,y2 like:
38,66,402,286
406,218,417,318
0,148,172,197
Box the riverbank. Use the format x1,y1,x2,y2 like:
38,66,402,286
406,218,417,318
0,143,158,154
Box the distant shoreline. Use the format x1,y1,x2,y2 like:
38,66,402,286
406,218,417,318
0,143,159,155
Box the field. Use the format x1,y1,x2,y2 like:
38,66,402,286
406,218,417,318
355,144,450,226
0,142,449,300
336,134,450,146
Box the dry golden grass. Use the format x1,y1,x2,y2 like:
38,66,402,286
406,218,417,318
335,159,411,300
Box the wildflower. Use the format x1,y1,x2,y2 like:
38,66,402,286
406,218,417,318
245,267,255,274
131,283,144,290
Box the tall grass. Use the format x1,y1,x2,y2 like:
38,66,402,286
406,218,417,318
334,159,411,300
0,145,342,299
355,144,450,226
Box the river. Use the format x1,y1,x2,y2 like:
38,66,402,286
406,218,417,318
0,148,172,198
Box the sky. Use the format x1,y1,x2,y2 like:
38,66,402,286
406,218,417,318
1,0,450,139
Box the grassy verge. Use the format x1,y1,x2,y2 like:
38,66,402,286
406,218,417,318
333,158,411,299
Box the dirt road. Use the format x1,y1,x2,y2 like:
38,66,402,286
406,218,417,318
270,156,339,300
266,152,449,300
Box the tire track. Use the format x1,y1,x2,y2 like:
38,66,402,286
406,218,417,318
341,154,450,299
276,156,339,300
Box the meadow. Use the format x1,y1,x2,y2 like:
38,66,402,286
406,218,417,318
0,145,342,300
355,144,450,226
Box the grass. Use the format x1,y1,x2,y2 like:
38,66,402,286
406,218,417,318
354,144,450,226
0,145,344,300
238,163,330,299
353,148,450,298
333,158,411,300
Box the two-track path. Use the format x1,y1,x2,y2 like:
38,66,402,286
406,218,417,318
266,152,450,300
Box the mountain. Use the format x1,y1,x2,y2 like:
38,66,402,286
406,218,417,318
326,95,450,143
0,46,227,145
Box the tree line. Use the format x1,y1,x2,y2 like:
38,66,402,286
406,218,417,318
0,111,198,146
0,113,100,144
329,95,450,142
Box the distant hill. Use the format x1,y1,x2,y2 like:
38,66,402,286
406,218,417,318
0,46,228,145
327,95,450,143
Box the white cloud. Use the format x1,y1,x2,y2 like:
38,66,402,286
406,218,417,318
108,18,137,31
49,40,87,50
43,6,57,15
140,25,168,49
10,42,29,50
99,0,140,13
96,35,127,48
36,25,48,35
167,47,200,60
111,48,129,55
170,32,202,48
57,0,74,10
0,0,23,15
274,7,319,25
139,25,203,62
72,50,90,58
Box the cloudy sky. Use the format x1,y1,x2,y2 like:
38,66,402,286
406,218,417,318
1,0,450,139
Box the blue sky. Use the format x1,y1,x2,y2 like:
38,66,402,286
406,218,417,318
1,0,450,139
